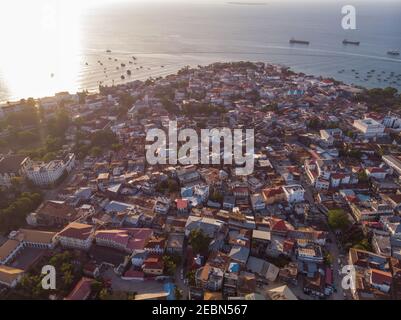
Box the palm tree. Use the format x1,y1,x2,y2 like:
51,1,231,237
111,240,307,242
63,271,74,288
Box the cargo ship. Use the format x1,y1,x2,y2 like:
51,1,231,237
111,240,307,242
343,39,360,45
289,38,310,45
387,50,400,56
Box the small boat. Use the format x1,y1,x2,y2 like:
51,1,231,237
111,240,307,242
106,49,112,53
343,39,360,45
132,56,137,60
85,62,89,66
387,50,400,56
289,38,310,45
50,73,54,78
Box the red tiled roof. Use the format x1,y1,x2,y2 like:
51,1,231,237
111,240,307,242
325,267,333,285
176,199,189,210
145,238,166,249
95,228,153,251
124,269,144,279
233,187,249,194
65,277,93,300
96,230,129,246
58,222,93,241
283,240,295,253
271,219,289,232
331,173,345,180
367,167,386,173
143,255,164,270
262,187,284,198
371,269,392,286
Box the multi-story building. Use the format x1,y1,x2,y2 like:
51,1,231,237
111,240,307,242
0,229,57,265
95,228,153,253
0,155,26,188
297,244,324,263
26,200,78,227
0,265,24,288
383,113,401,129
353,118,385,138
21,153,75,187
261,187,286,205
282,185,305,203
56,222,95,251
383,155,401,176
195,265,224,291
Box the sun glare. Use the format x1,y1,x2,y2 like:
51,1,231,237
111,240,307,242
0,0,83,101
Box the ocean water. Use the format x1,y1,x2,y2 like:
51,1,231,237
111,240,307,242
0,0,400,102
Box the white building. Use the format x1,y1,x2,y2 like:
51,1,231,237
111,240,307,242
0,229,57,265
154,197,171,215
382,155,401,176
0,155,25,188
283,185,305,203
21,153,75,187
353,118,385,138
383,114,401,129
56,222,94,251
0,265,24,288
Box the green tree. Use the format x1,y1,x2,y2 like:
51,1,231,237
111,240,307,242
328,209,350,232
112,143,123,152
324,252,333,266
174,287,183,300
91,129,118,148
10,176,24,191
188,229,211,255
210,190,223,203
46,109,71,138
186,270,196,286
353,238,372,252
167,179,179,193
99,288,112,300
91,280,104,297
358,170,369,183
90,146,102,157
62,270,74,288
163,255,177,276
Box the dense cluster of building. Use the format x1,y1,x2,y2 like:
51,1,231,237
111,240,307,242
0,61,401,300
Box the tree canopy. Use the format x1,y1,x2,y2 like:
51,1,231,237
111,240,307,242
328,209,350,232
188,229,211,255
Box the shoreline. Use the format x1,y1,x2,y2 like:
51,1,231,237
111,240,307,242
0,59,399,106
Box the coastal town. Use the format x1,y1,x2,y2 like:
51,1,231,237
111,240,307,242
0,61,401,300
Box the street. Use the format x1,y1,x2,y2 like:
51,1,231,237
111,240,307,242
300,174,346,300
